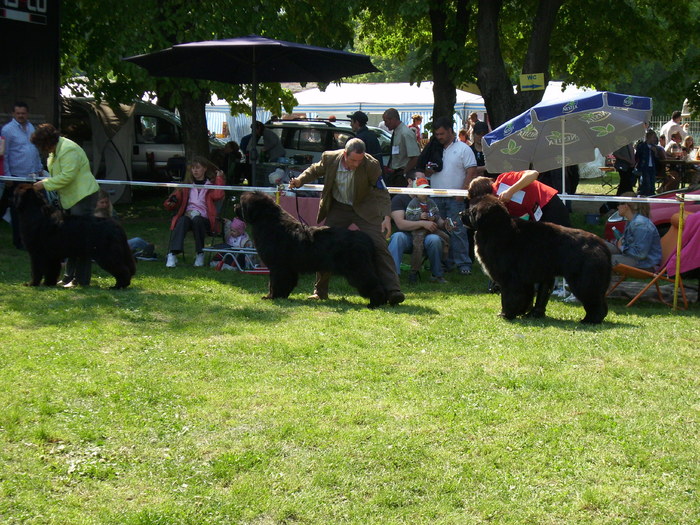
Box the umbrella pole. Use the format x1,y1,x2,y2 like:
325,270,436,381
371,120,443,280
561,118,566,195
250,62,258,184
559,118,568,298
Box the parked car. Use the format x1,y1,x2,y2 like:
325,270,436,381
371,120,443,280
604,186,700,240
259,118,392,166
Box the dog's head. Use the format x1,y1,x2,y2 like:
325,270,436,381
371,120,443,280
234,191,279,225
461,194,511,231
13,183,47,210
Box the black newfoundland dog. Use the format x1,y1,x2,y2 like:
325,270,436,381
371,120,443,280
14,184,135,289
235,191,387,308
462,195,611,324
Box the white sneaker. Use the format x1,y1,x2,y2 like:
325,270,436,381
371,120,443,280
563,293,580,303
166,253,177,268
552,286,569,298
194,252,205,267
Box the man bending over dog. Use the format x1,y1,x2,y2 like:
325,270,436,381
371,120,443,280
289,138,405,306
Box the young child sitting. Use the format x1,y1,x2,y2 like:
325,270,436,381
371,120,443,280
225,218,251,249
211,217,256,270
405,177,451,279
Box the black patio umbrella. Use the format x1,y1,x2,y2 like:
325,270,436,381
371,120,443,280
124,34,379,179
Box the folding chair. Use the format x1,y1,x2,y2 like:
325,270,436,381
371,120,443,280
607,211,695,309
202,245,269,274
201,196,269,273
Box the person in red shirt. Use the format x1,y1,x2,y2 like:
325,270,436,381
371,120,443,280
467,170,570,226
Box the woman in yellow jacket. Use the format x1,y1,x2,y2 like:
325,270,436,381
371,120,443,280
32,123,100,287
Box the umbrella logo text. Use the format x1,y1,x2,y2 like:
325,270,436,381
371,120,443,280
562,101,579,113
519,124,539,141
545,131,579,147
579,111,611,124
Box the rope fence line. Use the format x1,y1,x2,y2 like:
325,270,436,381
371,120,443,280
2,176,696,205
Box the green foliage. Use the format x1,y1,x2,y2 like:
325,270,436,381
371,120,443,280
60,0,359,114
354,0,700,121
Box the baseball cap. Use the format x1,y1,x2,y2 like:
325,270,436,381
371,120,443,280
347,110,368,125
414,177,430,189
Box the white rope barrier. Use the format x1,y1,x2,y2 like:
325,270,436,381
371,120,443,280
2,175,696,205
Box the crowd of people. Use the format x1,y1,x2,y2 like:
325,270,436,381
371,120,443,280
1,100,679,298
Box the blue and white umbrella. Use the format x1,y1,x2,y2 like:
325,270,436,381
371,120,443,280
483,91,653,192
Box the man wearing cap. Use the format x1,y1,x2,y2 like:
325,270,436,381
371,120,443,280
388,171,449,284
289,138,404,306
382,107,420,187
348,111,383,168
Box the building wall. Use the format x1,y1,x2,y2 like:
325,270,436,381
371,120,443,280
0,0,60,126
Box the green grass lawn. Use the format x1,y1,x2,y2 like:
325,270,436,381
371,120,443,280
1,188,698,524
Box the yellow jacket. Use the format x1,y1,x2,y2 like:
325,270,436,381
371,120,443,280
43,137,99,209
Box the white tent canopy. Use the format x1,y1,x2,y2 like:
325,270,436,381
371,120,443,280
205,80,595,142
292,82,486,128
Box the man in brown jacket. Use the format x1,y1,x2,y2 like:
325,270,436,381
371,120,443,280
289,138,404,305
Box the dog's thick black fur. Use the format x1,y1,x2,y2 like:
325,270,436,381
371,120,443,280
14,184,136,288
235,191,387,308
462,195,611,324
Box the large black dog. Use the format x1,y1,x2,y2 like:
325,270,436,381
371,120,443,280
235,191,387,308
14,184,135,289
462,195,611,324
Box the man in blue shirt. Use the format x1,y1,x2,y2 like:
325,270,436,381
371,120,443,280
1,101,43,248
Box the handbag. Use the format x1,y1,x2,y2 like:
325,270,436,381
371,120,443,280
164,192,179,211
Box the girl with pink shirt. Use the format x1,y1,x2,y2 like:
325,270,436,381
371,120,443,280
163,156,224,267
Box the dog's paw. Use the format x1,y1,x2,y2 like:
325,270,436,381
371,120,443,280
525,309,545,318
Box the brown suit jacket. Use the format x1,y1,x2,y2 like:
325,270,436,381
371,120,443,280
297,149,390,224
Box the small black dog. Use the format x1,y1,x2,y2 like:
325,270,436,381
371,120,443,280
14,184,135,288
235,191,387,308
462,195,611,323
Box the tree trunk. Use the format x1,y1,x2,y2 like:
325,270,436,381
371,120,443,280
178,89,211,161
517,0,563,111
476,0,564,127
429,0,470,124
475,0,517,128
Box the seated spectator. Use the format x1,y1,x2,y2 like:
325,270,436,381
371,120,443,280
163,156,225,268
388,172,449,284
94,189,157,260
404,177,451,282
663,132,684,192
682,135,700,185
467,170,570,226
209,217,254,270
606,192,661,271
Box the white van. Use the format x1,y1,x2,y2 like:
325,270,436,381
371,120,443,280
60,98,222,201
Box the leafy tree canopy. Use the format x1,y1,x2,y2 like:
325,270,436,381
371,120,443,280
61,0,360,115
355,0,700,123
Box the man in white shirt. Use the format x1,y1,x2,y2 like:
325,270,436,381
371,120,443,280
659,111,686,143
426,116,478,274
